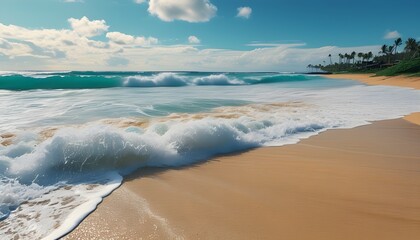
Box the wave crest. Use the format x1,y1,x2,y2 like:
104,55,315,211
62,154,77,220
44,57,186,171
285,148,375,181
0,71,323,90
193,74,243,85
124,73,188,87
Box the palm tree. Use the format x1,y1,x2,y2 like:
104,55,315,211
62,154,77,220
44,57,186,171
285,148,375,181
357,52,364,64
344,53,349,64
380,44,388,56
328,54,332,65
363,53,369,66
351,51,356,64
367,52,373,62
405,38,418,58
394,37,402,54
404,38,417,52
388,46,394,63
380,45,394,63
338,53,343,64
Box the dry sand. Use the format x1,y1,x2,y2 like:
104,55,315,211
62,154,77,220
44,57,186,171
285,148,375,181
66,75,420,240
324,73,420,90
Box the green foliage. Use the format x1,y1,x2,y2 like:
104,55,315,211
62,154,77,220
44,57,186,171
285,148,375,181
375,58,420,76
312,36,420,75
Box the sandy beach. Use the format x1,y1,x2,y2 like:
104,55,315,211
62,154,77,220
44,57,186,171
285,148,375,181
324,73,420,90
66,75,420,240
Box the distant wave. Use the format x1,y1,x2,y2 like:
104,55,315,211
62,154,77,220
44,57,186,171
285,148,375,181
193,74,244,85
0,75,122,90
124,73,188,87
0,71,317,90
254,74,313,84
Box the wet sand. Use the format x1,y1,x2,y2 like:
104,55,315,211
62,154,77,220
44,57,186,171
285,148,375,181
66,74,420,240
325,73,420,125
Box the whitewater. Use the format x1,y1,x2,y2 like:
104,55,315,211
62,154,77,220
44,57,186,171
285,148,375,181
1,71,420,239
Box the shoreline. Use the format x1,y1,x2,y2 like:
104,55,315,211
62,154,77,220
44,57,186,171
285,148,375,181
65,75,420,239
324,73,420,90
324,73,420,126
66,116,420,240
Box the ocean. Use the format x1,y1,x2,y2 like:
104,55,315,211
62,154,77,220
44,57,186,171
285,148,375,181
1,71,419,239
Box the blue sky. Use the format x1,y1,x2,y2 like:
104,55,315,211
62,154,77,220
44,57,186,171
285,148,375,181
0,0,419,71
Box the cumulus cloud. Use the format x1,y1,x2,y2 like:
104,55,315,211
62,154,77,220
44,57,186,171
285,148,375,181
68,16,109,37
0,19,380,72
148,0,217,22
133,0,146,3
136,36,159,46
106,32,158,46
0,22,116,70
188,35,200,44
384,30,401,39
0,18,158,69
236,7,252,19
0,37,34,59
106,32,135,45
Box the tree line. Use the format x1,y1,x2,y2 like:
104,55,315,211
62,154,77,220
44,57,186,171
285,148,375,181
308,37,419,73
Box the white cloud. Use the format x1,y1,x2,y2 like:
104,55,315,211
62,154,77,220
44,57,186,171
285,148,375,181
148,0,217,22
106,32,135,45
68,16,109,37
0,19,380,72
0,19,156,69
384,30,401,39
0,21,115,68
0,38,35,58
237,7,252,19
133,0,146,4
188,35,200,44
106,32,158,46
135,36,159,46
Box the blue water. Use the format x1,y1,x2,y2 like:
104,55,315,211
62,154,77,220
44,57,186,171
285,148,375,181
0,71,356,90
0,71,419,239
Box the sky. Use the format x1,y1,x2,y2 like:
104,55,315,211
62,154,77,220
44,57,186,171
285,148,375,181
0,0,419,72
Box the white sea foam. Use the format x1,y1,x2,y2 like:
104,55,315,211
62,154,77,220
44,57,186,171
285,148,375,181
0,179,53,220
124,72,247,87
0,173,121,240
193,74,243,85
0,71,70,77
124,72,188,87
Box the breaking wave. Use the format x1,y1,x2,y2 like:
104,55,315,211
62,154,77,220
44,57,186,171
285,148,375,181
0,71,317,90
0,102,336,238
